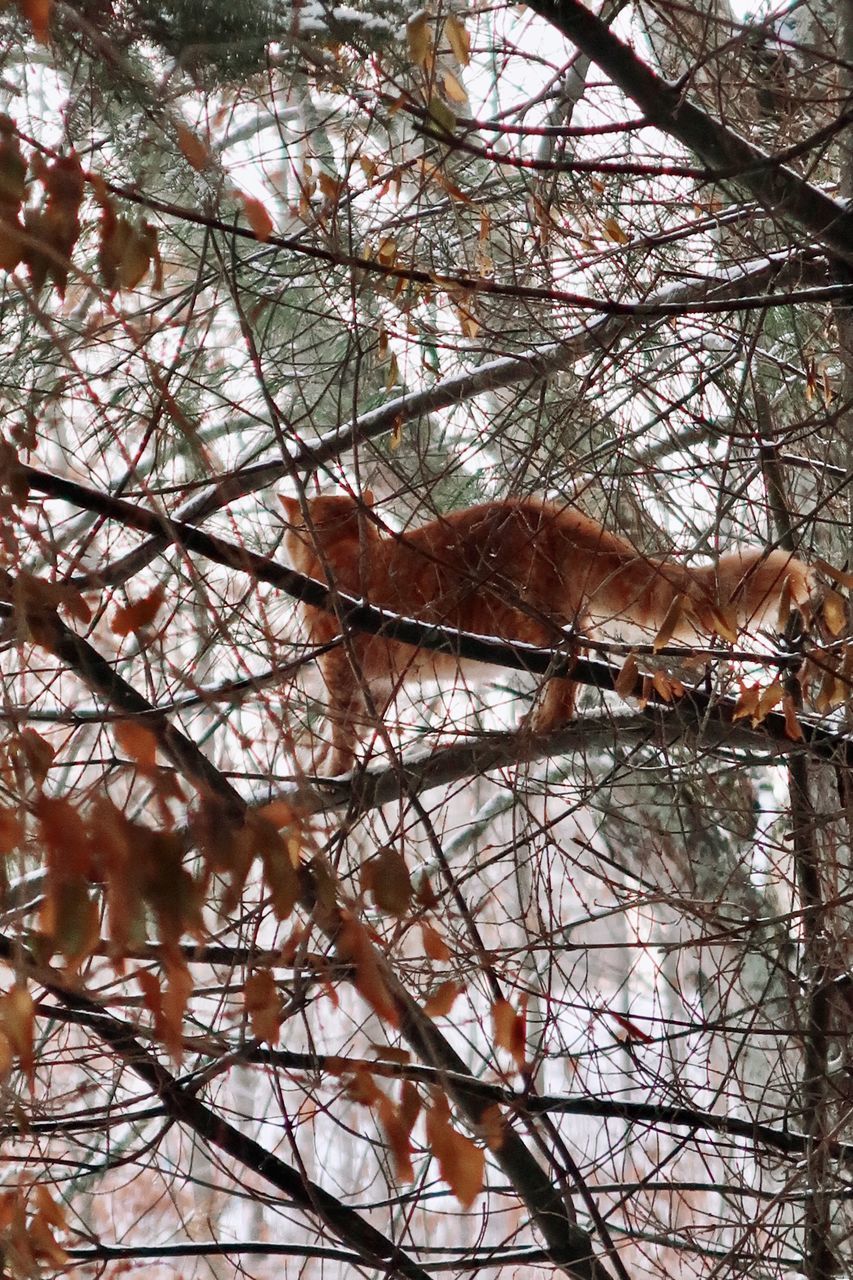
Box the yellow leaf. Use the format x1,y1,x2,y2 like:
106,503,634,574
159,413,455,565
822,589,847,637
442,69,468,104
602,217,629,245
614,651,639,698
445,13,470,64
752,680,784,724
407,13,433,68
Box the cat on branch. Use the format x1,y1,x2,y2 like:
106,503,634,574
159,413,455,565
281,492,817,776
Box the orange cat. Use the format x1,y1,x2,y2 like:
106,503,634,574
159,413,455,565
281,493,815,774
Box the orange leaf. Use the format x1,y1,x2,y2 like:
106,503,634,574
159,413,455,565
239,193,274,241
114,720,158,771
442,69,468,104
244,970,281,1045
110,583,166,635
377,1093,415,1183
336,915,399,1028
782,693,805,742
176,124,210,171
653,594,686,652
426,1099,484,1208
732,681,760,723
423,979,462,1019
822,589,847,637
0,984,34,1081
614,651,639,698
421,922,450,962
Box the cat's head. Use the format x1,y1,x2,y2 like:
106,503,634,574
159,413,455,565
280,491,377,566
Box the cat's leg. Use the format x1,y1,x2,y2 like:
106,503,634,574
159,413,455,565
528,672,577,733
319,648,364,775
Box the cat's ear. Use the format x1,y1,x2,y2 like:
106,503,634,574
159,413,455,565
279,494,300,523
362,489,375,508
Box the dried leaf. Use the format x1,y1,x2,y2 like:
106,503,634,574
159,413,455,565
732,681,760,723
377,1092,415,1183
336,915,399,1027
753,680,784,725
426,1098,484,1208
782,693,805,741
407,13,433,68
822,589,847,637
421,922,451,962
445,13,470,64
369,1043,410,1066
244,970,281,1045
0,984,34,1083
614,651,639,698
442,69,468,104
114,720,158,772
602,216,629,245
239,193,274,241
423,979,461,1019
176,123,210,171
110,583,166,635
371,847,412,916
653,594,686,652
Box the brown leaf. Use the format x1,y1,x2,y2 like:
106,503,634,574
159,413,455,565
421,922,450,962
814,558,853,590
110,583,166,635
753,681,784,725
782,693,805,742
239,193,274,241
336,915,399,1028
371,847,412,916
426,1098,484,1208
423,979,462,1019
653,594,686,652
614,651,639,698
822,589,847,637
176,124,210,171
369,1043,411,1066
114,720,158,771
244,970,281,1045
